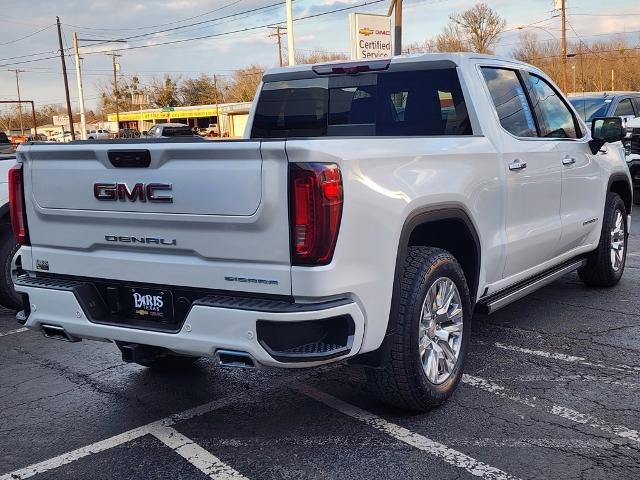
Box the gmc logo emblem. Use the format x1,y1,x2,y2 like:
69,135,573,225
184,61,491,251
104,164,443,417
94,183,173,203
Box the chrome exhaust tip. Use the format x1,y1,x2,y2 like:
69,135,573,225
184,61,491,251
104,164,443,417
41,324,80,342
215,350,256,369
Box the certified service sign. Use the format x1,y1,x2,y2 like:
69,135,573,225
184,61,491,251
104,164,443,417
349,13,392,59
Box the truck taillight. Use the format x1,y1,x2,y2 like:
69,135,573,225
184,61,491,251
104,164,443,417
9,164,29,245
290,163,343,265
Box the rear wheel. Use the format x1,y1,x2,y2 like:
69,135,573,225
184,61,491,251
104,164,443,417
0,226,22,310
578,192,628,287
366,247,471,411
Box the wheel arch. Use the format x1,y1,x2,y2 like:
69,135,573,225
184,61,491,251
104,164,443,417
397,206,482,304
352,205,481,368
608,173,632,214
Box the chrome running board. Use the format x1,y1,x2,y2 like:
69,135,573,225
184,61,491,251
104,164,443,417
477,258,587,315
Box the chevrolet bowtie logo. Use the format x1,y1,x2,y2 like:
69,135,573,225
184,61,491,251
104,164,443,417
359,27,374,36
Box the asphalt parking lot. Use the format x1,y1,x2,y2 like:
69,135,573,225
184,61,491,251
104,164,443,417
1,215,639,480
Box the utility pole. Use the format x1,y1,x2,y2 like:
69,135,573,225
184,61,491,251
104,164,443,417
72,32,87,140
268,26,286,67
9,69,25,135
56,16,75,140
388,0,403,56
213,74,220,136
561,0,568,93
109,52,122,127
611,68,615,92
286,0,295,66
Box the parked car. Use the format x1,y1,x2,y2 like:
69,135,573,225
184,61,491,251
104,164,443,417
0,153,22,310
87,129,111,140
9,134,28,147
50,131,75,143
569,92,640,128
625,116,640,204
143,123,196,138
0,132,13,154
12,54,632,411
569,92,640,156
117,128,140,139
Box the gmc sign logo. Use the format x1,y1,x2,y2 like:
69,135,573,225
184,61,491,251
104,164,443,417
94,183,173,203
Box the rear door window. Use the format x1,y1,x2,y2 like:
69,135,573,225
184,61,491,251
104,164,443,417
481,67,537,138
251,67,472,138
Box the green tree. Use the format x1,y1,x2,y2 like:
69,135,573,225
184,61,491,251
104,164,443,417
179,74,225,106
149,75,181,108
225,65,264,103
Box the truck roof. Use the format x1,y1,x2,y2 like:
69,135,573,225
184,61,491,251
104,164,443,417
263,52,538,78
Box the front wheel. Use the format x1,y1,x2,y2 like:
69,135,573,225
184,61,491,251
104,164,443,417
578,192,628,287
366,247,471,411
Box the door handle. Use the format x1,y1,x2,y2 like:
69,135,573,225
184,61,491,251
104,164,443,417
508,159,527,171
562,156,576,166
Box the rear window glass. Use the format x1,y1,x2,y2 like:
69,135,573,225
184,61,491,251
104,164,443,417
251,68,472,138
0,132,9,144
162,126,194,137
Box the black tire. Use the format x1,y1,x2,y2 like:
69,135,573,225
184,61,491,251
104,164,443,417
0,226,22,311
578,192,628,287
366,246,472,411
135,354,200,371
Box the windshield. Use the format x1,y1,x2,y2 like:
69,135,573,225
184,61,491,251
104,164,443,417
569,97,610,122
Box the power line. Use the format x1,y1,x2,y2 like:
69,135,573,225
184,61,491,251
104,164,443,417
65,0,244,32
0,24,54,46
79,1,286,48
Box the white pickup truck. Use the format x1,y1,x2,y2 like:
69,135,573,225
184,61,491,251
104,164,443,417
12,54,632,411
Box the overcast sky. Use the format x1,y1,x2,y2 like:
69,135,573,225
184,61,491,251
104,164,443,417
1,0,639,111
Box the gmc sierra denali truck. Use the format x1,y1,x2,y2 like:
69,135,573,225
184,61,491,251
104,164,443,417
11,54,632,411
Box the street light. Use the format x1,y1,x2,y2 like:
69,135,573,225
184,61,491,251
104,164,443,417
516,24,558,41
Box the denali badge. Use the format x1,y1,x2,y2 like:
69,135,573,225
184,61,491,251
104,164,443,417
105,235,177,246
94,182,173,203
224,276,279,286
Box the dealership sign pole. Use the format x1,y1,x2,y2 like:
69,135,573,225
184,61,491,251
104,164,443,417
348,13,392,60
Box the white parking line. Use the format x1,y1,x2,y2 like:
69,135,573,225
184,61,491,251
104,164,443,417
296,384,521,480
0,370,321,480
149,425,247,480
491,342,640,373
0,327,28,338
462,375,640,444
508,374,640,389
0,426,149,480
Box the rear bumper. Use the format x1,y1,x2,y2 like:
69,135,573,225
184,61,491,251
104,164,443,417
14,275,365,368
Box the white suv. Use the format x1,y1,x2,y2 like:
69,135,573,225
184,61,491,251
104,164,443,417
11,54,632,411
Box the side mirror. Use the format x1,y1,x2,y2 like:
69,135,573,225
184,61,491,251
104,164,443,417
590,117,625,154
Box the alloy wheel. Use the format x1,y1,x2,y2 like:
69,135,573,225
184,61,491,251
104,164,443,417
610,209,626,272
419,277,464,384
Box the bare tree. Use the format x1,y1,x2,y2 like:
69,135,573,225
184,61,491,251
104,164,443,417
435,24,468,52
449,2,506,53
294,49,348,64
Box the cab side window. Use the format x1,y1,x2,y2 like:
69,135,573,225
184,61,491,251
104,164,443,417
525,73,580,139
614,98,635,117
481,67,537,138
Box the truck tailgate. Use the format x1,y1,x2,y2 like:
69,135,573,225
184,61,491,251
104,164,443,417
18,140,292,295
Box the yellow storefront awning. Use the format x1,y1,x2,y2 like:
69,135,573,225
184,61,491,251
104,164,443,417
108,107,219,122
